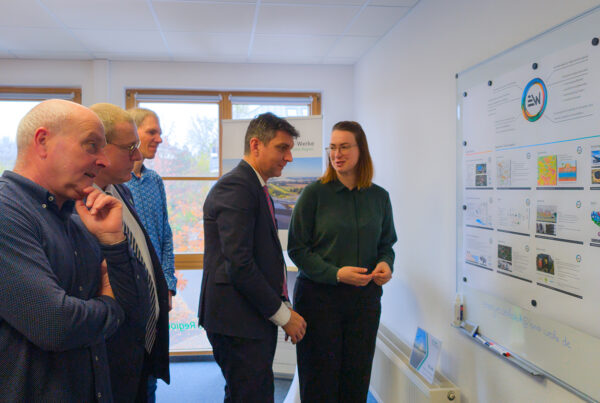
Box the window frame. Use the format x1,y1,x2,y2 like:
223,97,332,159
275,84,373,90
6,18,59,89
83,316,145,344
125,89,321,270
0,86,82,103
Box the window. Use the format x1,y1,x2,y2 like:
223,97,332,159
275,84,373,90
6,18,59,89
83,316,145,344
126,89,321,269
0,87,82,173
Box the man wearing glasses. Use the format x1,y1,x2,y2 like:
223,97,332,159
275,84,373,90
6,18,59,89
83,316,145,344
89,103,171,402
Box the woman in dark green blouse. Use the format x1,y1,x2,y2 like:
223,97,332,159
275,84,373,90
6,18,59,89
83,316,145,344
288,121,397,403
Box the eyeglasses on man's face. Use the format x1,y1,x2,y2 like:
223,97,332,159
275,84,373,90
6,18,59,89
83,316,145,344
111,140,141,156
325,144,358,154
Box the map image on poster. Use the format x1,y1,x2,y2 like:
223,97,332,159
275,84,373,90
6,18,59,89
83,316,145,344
222,157,321,230
537,155,557,186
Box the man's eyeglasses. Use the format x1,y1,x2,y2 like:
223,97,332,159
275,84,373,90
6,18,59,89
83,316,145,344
111,141,140,156
325,144,357,154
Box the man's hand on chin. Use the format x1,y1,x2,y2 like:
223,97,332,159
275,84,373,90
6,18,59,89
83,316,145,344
75,187,126,245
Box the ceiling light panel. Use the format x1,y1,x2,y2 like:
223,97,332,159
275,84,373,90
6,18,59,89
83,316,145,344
153,2,256,33
41,0,157,30
256,4,359,35
0,27,88,52
345,5,409,36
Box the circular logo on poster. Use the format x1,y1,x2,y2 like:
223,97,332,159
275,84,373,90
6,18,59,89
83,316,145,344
521,78,547,122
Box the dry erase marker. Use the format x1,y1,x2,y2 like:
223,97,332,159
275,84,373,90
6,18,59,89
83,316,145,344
489,343,505,355
474,334,487,344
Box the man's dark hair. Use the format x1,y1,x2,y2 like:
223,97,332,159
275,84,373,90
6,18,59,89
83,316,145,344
243,112,299,154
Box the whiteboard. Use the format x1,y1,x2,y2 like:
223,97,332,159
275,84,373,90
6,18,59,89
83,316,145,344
456,5,600,401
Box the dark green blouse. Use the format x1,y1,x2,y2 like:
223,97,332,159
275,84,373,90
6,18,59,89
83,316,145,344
288,179,397,285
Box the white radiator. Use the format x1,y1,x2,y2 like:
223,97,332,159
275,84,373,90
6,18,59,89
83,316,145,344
370,325,460,403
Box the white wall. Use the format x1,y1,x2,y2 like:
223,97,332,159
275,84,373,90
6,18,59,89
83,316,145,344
355,1,600,402
0,59,353,135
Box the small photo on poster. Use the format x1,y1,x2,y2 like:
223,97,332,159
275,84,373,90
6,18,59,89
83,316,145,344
475,163,488,187
588,201,600,245
536,205,557,236
536,222,556,236
537,155,557,186
591,149,600,166
536,253,555,275
591,210,600,228
475,174,488,187
536,205,557,223
591,211,600,245
591,168,600,184
558,160,577,182
497,244,513,272
590,146,600,185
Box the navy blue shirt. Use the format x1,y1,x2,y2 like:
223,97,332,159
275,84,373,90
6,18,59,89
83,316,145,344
0,171,128,402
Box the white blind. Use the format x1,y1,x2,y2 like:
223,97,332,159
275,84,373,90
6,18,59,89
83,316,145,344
229,95,313,105
0,92,75,100
134,93,223,102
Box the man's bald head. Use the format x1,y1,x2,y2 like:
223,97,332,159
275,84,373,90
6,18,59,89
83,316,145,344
16,99,94,155
13,99,108,206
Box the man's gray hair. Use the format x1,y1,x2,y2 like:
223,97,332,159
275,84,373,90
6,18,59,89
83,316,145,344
244,112,299,155
127,107,159,128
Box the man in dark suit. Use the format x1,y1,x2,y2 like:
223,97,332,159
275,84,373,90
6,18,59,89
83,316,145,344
90,103,171,402
199,112,307,402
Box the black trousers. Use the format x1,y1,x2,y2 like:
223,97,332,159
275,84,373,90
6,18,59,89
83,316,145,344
133,352,152,403
294,277,382,403
207,328,278,403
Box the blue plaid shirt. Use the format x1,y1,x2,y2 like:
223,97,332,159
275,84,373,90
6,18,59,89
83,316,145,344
0,171,127,402
125,165,177,293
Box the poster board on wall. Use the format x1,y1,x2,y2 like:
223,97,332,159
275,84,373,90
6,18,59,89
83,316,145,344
456,5,600,401
169,269,212,354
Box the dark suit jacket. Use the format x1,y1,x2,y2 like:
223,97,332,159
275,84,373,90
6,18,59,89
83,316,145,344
106,184,171,402
199,160,287,339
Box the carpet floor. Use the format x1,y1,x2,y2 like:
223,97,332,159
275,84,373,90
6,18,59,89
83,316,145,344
156,357,378,402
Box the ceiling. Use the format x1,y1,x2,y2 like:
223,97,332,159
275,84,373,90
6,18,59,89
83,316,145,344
0,0,419,65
